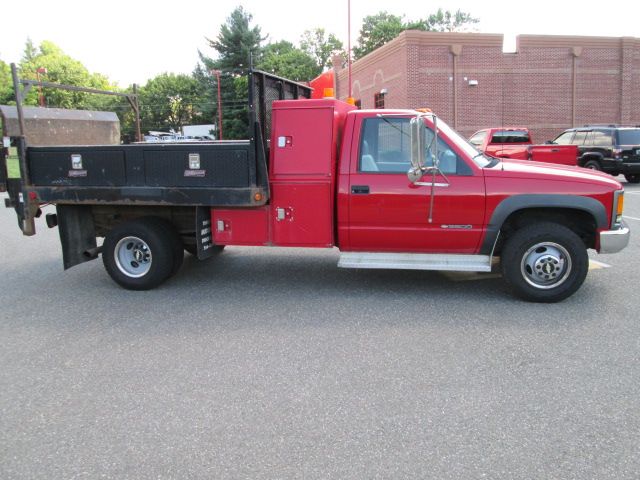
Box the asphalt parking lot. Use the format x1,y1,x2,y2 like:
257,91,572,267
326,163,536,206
1,183,639,479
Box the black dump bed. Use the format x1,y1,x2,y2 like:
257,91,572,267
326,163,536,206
27,140,267,207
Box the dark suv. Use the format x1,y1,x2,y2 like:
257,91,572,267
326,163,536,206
551,125,640,183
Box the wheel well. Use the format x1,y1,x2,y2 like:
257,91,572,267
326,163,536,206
90,206,197,246
495,208,597,254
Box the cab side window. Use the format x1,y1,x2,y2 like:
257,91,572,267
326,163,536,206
359,117,470,175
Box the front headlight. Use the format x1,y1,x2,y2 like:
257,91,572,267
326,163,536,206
612,190,624,228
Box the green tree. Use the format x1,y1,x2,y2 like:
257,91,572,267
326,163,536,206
300,28,345,71
353,9,479,59
424,8,479,32
138,73,202,132
191,63,217,132
19,40,115,109
353,12,408,60
198,6,265,139
259,41,320,81
202,6,265,72
22,38,38,63
0,58,13,105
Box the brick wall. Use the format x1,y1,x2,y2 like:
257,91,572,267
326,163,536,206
336,32,640,143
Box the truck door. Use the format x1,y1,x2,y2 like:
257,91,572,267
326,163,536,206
347,116,485,254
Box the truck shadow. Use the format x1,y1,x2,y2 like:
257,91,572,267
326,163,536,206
0,246,605,333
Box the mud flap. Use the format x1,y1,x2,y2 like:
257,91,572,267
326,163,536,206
5,179,25,229
195,206,214,260
57,205,97,270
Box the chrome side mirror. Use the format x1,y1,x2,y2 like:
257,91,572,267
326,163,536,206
410,117,425,170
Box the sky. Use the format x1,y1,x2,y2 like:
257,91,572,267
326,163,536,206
1,0,639,86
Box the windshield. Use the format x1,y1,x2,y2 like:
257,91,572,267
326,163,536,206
618,129,640,146
428,116,492,167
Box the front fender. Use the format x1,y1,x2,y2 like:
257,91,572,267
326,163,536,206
479,194,607,254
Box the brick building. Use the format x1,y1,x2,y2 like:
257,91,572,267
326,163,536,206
334,31,640,142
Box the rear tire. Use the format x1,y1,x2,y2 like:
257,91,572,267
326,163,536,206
102,218,175,290
501,222,589,303
624,174,640,184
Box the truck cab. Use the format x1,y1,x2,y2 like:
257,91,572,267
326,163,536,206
211,100,629,302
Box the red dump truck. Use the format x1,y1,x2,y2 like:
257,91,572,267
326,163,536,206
1,70,630,302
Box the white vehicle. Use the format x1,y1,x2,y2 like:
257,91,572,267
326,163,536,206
182,124,216,140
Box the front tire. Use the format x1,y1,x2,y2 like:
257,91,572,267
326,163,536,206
501,222,589,302
102,218,175,290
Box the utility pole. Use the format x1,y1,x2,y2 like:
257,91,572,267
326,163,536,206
211,70,223,140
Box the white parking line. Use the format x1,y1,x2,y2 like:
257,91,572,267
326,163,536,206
623,215,640,222
589,259,611,270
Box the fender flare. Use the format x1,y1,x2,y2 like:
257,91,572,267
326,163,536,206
480,194,607,254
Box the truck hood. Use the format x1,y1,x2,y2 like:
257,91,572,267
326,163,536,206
483,158,622,189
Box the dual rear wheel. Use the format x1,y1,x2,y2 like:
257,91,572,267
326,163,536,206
102,217,221,290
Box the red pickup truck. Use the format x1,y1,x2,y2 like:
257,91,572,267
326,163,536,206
469,127,579,165
2,70,630,302
468,127,532,160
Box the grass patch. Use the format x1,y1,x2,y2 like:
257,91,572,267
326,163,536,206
6,147,20,178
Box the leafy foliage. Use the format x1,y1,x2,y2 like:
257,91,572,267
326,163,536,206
425,9,480,32
22,38,38,63
19,41,115,109
353,12,408,60
300,28,345,71
197,6,266,139
0,58,13,105
354,9,479,59
138,73,203,132
259,41,320,81
203,6,265,73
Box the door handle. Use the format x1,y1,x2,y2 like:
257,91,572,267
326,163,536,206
351,185,370,194
551,148,560,152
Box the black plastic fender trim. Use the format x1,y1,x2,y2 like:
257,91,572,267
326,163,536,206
480,194,608,255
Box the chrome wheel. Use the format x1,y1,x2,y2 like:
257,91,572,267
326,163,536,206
114,236,152,278
520,242,572,290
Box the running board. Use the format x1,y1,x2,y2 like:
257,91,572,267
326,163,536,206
338,252,492,272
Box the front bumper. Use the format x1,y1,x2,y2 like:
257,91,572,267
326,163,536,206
599,222,630,253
